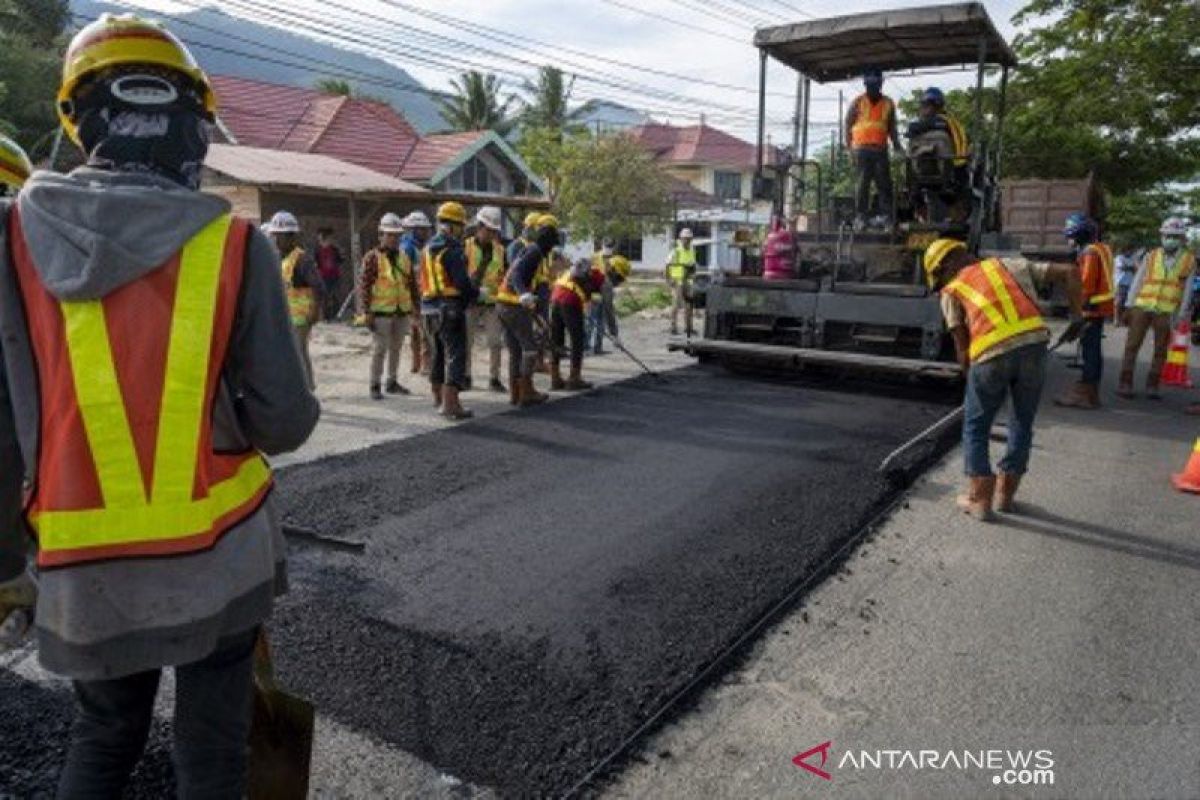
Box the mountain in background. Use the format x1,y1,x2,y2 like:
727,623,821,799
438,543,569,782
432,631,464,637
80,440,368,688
71,0,449,134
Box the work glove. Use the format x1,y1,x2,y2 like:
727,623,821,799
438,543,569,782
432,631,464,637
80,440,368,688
519,292,537,309
0,572,36,651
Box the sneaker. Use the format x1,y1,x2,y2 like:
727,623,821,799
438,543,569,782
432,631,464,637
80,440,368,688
370,384,384,401
385,380,410,396
489,378,507,393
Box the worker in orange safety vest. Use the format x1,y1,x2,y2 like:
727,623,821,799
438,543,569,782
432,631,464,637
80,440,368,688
1054,213,1114,409
844,68,901,230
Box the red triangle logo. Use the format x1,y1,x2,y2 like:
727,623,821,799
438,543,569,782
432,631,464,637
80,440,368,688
793,740,833,780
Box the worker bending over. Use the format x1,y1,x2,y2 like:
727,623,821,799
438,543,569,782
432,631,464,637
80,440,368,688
420,202,478,420
666,228,697,336
0,14,319,795
359,212,416,400
465,206,508,393
267,209,323,389
1118,217,1195,399
550,257,624,391
1055,213,1114,409
924,239,1081,521
498,214,560,406
401,211,432,375
845,68,901,231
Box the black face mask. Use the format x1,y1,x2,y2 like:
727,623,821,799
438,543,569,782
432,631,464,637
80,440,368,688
535,227,559,253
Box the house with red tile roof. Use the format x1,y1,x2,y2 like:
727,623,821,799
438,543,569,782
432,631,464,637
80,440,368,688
399,130,545,200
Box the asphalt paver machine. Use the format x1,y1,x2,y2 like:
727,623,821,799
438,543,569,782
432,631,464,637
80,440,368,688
679,2,1018,381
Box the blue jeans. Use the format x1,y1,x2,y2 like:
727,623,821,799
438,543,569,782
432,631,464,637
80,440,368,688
586,302,605,353
1081,318,1104,385
57,627,259,799
963,343,1047,477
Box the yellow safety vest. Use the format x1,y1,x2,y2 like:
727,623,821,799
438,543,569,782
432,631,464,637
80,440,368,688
420,245,461,300
667,245,696,282
945,258,1048,362
555,270,590,305
939,113,968,166
281,248,315,326
1134,249,1195,314
369,248,413,314
467,238,505,304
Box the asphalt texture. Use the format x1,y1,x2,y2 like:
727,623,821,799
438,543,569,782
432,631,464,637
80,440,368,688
270,366,955,796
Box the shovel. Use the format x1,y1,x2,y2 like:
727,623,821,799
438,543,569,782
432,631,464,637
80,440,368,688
247,630,315,800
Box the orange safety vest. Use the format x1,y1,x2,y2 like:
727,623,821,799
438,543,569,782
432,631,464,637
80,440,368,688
1080,242,1114,318
850,95,894,149
369,248,413,314
281,248,315,326
419,244,461,300
9,211,274,569
1134,248,1195,314
944,258,1048,363
467,238,505,304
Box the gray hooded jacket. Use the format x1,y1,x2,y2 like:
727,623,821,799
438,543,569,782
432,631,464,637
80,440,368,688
0,168,319,680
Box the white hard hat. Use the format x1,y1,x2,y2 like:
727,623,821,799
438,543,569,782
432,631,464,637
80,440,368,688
475,205,502,231
379,212,405,233
1161,217,1189,236
402,211,432,229
679,228,694,239
266,211,300,234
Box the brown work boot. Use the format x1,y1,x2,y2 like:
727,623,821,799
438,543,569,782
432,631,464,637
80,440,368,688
956,476,996,522
439,386,474,421
550,361,566,391
565,365,594,391
1116,370,1135,399
518,376,548,407
509,379,520,406
431,382,443,407
994,473,1022,513
1054,382,1098,409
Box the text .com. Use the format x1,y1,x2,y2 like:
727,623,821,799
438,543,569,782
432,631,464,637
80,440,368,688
794,742,1056,787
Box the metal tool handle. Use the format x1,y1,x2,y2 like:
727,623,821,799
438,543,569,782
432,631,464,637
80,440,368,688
878,405,964,474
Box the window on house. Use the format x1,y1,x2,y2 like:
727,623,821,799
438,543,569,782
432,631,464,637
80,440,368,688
450,156,492,193
714,170,743,202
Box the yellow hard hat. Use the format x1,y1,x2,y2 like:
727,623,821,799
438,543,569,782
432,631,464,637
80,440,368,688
537,213,560,229
0,133,32,189
58,14,216,147
609,255,631,278
922,238,966,286
437,201,467,225
523,211,541,228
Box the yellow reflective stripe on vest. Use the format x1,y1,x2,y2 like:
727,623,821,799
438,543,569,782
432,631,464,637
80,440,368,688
556,272,588,304
1135,250,1194,312
282,248,314,323
947,260,1045,361
1087,244,1115,305
39,215,272,551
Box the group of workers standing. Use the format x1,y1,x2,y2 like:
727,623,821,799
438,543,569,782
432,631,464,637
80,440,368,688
263,203,633,421
922,212,1197,522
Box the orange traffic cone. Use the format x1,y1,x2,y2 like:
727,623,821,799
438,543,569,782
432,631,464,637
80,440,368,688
1173,438,1200,494
1161,321,1193,388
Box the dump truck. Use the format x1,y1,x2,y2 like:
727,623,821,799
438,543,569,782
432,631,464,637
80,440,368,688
674,2,1020,381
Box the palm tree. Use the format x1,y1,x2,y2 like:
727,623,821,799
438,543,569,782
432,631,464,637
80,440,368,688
314,78,354,97
437,71,517,135
520,66,587,136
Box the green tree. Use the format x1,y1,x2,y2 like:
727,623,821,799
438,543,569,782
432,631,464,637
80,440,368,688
314,77,353,96
555,133,672,243
516,125,591,203
436,70,516,136
519,66,586,135
0,0,68,155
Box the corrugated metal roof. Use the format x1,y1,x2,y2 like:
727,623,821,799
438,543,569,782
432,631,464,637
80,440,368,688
204,143,430,196
212,75,422,177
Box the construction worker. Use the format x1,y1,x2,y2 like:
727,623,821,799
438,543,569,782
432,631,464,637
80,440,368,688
0,13,318,795
550,257,611,391
587,241,615,355
666,228,697,336
906,87,968,223
420,202,477,419
466,206,508,393
498,214,560,406
0,131,33,649
1055,213,1114,409
924,239,1082,521
315,227,345,321
845,68,901,231
1114,249,1138,323
1117,217,1195,399
507,210,540,265
359,213,416,400
267,210,323,390
401,210,433,376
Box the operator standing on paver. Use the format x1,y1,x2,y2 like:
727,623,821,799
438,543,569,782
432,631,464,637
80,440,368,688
465,206,508,394
267,209,323,390
924,239,1082,521
359,212,416,400
498,214,559,407
1055,213,1114,410
666,228,697,336
0,13,318,796
845,68,901,231
420,202,478,420
1117,217,1195,399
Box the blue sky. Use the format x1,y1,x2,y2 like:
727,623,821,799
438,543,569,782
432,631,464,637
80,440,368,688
129,0,1029,142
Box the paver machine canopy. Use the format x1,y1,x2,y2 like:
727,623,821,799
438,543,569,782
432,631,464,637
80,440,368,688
681,3,1017,381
